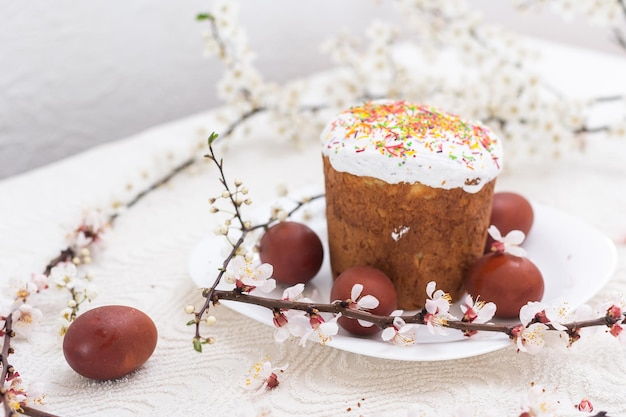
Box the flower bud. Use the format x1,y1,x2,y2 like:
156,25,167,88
577,398,593,412
607,305,622,321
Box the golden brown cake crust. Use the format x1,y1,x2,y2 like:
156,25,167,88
323,156,495,310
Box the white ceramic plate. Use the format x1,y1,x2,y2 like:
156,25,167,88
188,194,617,361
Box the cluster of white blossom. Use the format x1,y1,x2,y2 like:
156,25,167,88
215,248,626,354
511,0,626,142
1,210,105,340
201,0,262,113
0,371,45,416
0,209,107,413
515,0,626,26
199,0,625,169
320,0,617,166
52,262,98,336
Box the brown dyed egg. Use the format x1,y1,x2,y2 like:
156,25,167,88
63,305,158,380
259,221,324,285
485,192,534,253
330,265,398,336
464,253,544,319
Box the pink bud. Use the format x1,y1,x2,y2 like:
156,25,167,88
272,312,288,328
511,324,524,339
491,241,506,254
606,305,622,321
463,307,478,323
609,323,623,338
577,398,593,412
309,313,325,329
535,310,549,324
266,372,279,389
235,279,256,293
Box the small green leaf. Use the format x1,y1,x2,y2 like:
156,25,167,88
196,13,213,22
186,319,198,326
193,338,203,352
208,132,219,145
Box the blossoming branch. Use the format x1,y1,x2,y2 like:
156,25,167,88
187,134,626,358
197,0,626,170
0,156,194,417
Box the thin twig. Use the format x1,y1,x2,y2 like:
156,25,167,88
593,94,626,103
193,136,324,344
21,406,61,417
613,27,626,51
219,107,266,140
1,143,197,417
1,317,62,417
43,155,195,278
43,249,75,276
1,317,14,417
111,157,195,223
211,288,619,338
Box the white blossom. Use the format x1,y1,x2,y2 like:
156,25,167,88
519,384,565,416
347,284,379,328
30,273,49,292
460,294,496,324
229,255,276,294
423,281,455,335
244,360,287,393
513,322,548,354
11,304,43,338
290,313,340,347
381,315,418,346
50,262,78,288
487,225,527,257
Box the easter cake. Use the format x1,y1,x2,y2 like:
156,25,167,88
320,100,503,309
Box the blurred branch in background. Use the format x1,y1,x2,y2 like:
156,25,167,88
198,0,626,171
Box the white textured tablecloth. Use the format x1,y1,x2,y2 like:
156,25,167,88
1,42,626,417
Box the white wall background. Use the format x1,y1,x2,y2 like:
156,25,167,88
1,1,623,179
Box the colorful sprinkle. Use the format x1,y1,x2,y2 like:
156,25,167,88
321,100,503,192
325,101,499,171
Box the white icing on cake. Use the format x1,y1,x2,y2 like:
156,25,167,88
320,100,503,193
